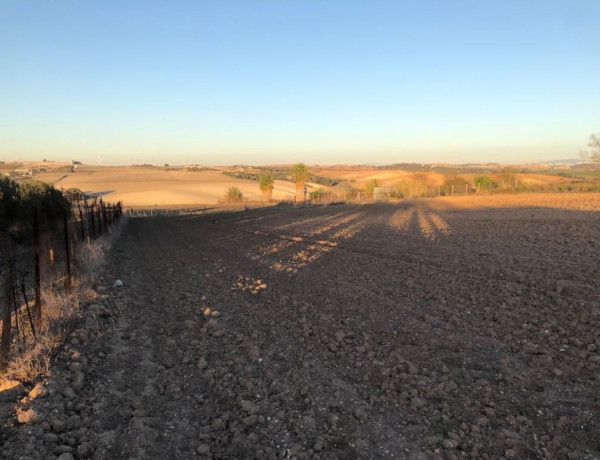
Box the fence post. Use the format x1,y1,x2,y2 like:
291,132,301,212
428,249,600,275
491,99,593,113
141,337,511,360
21,284,36,339
79,201,85,241
89,200,96,239
12,283,21,344
33,207,42,328
98,200,103,236
63,208,72,294
0,261,14,372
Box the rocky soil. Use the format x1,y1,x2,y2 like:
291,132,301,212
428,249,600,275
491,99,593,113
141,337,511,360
2,194,600,459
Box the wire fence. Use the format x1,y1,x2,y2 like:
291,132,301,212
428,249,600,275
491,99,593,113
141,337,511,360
0,196,123,371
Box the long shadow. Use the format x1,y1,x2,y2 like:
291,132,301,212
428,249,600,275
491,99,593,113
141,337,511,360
121,199,600,457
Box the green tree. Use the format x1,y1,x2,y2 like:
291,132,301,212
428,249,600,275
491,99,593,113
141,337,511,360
0,177,20,233
291,163,310,201
474,176,493,190
258,174,274,200
0,179,69,242
225,186,244,203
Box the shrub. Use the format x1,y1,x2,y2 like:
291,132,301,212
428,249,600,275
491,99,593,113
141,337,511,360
474,176,493,190
364,179,380,193
309,188,325,202
225,187,244,202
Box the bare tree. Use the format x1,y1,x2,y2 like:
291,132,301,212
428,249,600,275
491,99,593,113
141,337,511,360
581,132,600,164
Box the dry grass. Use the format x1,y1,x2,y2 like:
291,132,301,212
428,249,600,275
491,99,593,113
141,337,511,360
3,218,126,383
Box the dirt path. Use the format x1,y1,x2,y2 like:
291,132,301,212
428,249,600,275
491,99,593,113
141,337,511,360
3,196,600,459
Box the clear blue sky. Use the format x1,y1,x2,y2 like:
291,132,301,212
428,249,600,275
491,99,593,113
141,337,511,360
1,0,599,166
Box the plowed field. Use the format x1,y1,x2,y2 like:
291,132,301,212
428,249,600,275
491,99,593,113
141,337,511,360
4,193,600,459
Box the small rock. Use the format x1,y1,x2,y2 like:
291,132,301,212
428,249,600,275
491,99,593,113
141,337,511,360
196,444,210,455
112,279,124,287
57,452,75,460
16,408,38,424
77,442,93,458
51,418,66,433
353,408,368,422
0,380,21,391
411,397,425,409
239,400,258,415
242,415,258,426
328,413,339,427
55,445,74,454
72,372,85,391
443,439,459,449
211,418,225,431
484,407,496,418
44,432,59,443
62,386,76,399
28,383,47,399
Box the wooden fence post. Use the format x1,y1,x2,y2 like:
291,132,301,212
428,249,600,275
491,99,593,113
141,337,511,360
0,263,14,371
33,208,42,328
89,200,96,239
12,284,21,344
21,284,36,339
98,200,103,236
78,201,85,241
63,208,72,294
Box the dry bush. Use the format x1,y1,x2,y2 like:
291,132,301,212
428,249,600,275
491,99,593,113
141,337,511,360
73,217,126,283
6,334,54,382
74,240,106,283
6,289,80,381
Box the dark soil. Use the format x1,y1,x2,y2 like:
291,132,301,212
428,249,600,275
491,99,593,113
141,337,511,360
2,196,600,459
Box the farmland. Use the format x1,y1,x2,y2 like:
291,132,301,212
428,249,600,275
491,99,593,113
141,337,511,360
3,193,600,459
30,165,301,206
2,161,599,210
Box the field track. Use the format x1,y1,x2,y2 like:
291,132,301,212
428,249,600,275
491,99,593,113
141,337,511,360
3,194,600,459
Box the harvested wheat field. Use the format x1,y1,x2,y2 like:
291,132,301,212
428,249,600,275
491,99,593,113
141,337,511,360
3,193,600,459
311,169,435,188
32,166,302,206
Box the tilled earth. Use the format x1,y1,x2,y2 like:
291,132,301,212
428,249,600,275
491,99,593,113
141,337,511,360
3,194,600,459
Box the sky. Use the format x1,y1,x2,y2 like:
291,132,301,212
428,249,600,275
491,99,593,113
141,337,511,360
1,1,599,166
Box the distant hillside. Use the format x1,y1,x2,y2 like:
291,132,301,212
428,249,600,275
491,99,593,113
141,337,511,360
537,158,582,165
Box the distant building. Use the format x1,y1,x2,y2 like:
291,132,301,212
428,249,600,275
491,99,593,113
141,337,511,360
14,168,32,177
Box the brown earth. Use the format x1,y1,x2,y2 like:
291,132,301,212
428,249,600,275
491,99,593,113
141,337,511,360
2,193,600,459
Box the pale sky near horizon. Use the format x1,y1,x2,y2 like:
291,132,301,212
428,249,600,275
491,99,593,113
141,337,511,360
1,1,599,166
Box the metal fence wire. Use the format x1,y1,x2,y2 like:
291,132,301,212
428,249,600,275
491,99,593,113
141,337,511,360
0,196,123,371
